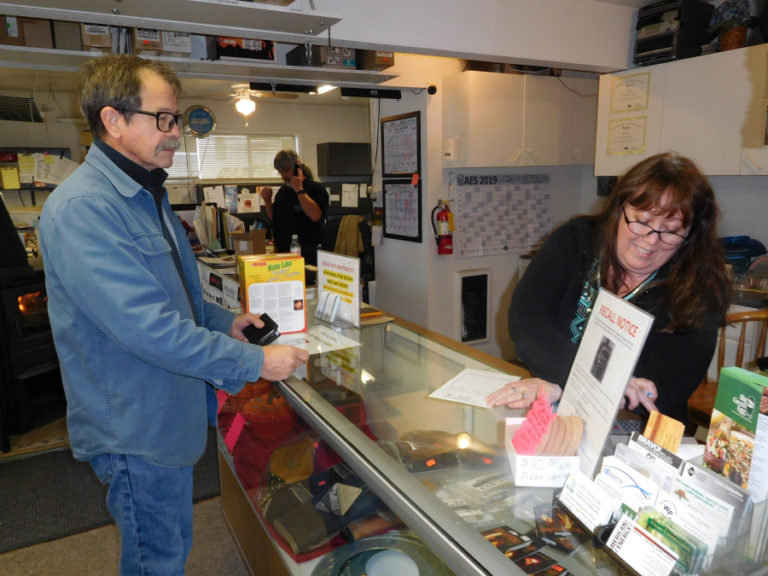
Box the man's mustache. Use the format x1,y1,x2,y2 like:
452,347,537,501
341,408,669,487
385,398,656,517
157,139,180,153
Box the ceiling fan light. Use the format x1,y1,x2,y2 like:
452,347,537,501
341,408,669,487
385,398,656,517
316,84,337,95
235,96,256,116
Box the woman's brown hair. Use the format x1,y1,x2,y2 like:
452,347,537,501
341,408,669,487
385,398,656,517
594,152,731,331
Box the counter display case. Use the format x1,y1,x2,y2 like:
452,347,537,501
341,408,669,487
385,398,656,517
217,313,768,576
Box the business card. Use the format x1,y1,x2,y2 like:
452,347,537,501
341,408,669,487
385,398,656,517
606,514,679,576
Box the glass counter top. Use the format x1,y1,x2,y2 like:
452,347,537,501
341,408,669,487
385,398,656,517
219,311,768,576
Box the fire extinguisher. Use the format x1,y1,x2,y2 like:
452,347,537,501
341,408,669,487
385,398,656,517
431,199,453,255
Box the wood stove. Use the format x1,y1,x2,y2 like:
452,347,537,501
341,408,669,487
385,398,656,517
0,260,63,452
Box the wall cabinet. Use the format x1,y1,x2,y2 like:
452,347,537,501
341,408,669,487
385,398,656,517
595,44,768,176
442,71,597,168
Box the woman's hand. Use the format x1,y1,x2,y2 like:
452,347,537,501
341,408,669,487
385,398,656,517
485,377,562,409
624,376,658,413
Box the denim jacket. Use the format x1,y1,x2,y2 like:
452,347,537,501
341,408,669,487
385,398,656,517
40,144,262,467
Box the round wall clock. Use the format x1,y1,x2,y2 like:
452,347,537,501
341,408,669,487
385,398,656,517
184,105,216,137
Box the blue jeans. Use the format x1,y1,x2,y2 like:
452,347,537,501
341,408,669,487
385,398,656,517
90,454,194,575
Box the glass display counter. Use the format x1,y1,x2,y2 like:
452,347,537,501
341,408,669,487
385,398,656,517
217,312,767,576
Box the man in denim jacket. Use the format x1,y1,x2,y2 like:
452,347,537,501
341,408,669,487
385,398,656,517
39,55,308,575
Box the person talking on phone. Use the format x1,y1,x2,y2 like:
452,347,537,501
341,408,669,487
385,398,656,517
260,150,329,269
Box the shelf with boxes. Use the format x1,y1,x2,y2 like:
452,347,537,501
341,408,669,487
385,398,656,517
0,0,397,86
0,44,396,86
0,0,339,43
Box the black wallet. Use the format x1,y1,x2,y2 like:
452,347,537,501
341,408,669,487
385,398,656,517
243,313,280,346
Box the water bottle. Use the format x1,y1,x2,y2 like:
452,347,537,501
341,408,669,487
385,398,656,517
290,234,300,255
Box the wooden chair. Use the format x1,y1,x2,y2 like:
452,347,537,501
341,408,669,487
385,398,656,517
687,308,768,434
717,308,768,372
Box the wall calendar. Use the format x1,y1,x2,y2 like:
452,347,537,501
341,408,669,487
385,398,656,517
451,173,551,258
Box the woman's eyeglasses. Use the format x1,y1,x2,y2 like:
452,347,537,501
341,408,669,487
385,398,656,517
623,210,688,245
123,109,182,132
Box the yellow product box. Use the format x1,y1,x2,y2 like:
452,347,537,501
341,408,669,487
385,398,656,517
238,254,306,333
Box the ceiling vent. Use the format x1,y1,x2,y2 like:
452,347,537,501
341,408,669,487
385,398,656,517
0,95,43,122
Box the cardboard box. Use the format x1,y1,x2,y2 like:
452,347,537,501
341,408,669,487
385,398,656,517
22,18,53,48
217,37,274,61
505,417,580,487
703,367,768,502
80,23,111,51
161,31,191,56
0,16,25,46
231,228,266,256
286,44,356,68
356,49,394,70
53,20,82,51
238,254,305,333
132,28,162,54
198,260,241,312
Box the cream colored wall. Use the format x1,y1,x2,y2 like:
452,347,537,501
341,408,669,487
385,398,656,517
1,93,370,210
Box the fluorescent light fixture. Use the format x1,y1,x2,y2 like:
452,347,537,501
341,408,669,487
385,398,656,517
235,96,256,116
316,84,337,95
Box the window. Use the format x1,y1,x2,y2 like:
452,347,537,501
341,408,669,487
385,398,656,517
167,133,298,181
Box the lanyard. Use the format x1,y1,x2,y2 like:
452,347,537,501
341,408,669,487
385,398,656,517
569,260,657,344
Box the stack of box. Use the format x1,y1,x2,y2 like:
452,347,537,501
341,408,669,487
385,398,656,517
132,28,162,55
0,16,24,46
217,37,274,61
21,18,53,48
160,31,192,57
52,21,82,51
80,23,111,53
286,45,356,69
356,50,394,70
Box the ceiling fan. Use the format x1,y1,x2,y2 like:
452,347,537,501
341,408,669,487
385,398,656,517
183,82,298,122
185,82,299,104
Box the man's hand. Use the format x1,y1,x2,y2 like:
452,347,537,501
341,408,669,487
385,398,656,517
229,312,263,342
231,313,308,380
260,345,309,381
259,186,273,204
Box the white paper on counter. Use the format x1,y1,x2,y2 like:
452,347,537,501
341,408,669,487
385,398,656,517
277,324,360,355
429,368,519,408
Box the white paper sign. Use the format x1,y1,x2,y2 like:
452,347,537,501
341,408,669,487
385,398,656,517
316,250,361,327
557,289,655,477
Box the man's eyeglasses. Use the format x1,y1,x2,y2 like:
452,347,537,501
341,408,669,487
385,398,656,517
123,109,182,132
623,209,688,246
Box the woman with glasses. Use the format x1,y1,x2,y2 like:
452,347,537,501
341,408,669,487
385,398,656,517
487,152,731,424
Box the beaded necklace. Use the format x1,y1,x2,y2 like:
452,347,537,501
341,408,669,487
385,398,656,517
569,260,658,344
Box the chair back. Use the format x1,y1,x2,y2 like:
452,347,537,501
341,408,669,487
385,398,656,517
717,308,768,373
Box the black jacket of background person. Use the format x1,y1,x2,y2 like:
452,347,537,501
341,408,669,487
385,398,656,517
271,178,329,266
509,216,719,424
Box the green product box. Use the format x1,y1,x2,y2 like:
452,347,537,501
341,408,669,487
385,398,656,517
703,367,768,501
